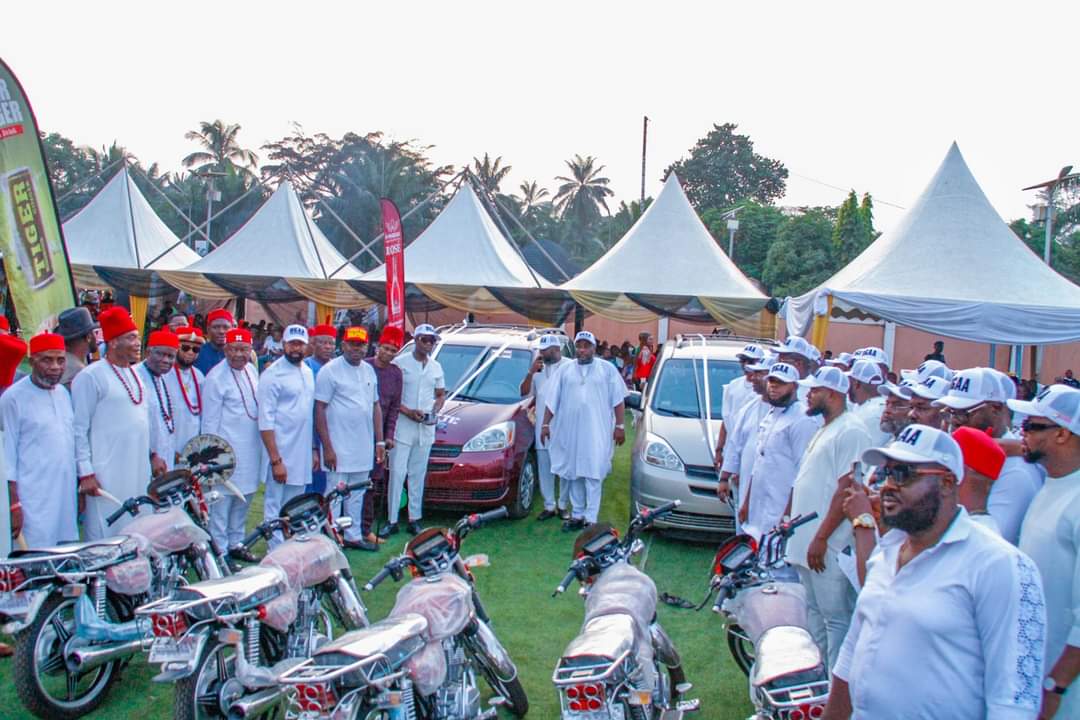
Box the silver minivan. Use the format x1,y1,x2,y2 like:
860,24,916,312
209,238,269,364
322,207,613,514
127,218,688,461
627,334,777,536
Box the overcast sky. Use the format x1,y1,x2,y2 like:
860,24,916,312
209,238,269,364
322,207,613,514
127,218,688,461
5,1,1076,234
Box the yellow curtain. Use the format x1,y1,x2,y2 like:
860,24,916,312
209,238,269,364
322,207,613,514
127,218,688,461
315,302,334,326
568,290,656,323
287,278,372,309
130,295,149,339
416,285,514,315
810,295,833,351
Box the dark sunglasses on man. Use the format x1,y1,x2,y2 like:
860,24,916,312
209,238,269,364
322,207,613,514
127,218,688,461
1021,418,1058,434
879,462,951,488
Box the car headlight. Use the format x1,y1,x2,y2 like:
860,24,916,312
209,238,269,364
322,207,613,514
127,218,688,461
462,421,516,452
643,433,684,471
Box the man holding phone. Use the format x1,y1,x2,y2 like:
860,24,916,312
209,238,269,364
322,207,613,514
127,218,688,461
381,324,445,537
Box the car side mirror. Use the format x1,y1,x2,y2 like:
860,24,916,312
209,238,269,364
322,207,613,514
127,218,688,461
625,391,643,411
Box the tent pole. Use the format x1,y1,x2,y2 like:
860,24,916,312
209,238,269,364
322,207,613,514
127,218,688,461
57,157,126,213
467,172,544,289
490,193,573,282
989,343,996,369
128,163,213,247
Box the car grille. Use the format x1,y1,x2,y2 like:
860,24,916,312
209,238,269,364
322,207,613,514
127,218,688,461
426,487,505,502
428,462,454,473
429,444,463,459
685,464,719,480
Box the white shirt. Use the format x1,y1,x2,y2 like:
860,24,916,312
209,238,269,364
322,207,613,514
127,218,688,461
745,400,820,540
257,357,315,487
163,364,204,458
721,396,767,478
0,377,78,546
721,375,753,423
530,357,571,447
1019,468,1080,714
202,362,265,495
787,411,874,566
836,509,1046,719
314,356,379,473
139,363,178,470
393,352,445,447
71,360,151,538
546,359,627,481
988,455,1043,546
851,396,890,446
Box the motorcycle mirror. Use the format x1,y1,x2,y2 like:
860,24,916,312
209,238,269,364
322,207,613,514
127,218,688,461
463,553,490,569
335,517,354,531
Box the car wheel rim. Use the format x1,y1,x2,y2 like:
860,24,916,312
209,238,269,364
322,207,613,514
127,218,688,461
519,460,536,509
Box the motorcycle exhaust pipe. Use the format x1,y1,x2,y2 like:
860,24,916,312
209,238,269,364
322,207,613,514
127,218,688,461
227,686,287,720
66,638,145,673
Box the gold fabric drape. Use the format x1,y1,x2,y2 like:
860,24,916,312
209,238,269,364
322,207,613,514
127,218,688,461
810,295,833,351
287,279,371,309
129,295,149,338
156,271,235,300
416,285,513,315
568,291,657,323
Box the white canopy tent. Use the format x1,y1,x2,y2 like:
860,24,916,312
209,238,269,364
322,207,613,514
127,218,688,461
61,168,200,289
558,172,769,323
158,181,365,305
786,143,1080,345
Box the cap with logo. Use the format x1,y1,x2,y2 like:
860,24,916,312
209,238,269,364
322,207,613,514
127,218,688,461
776,335,815,360
736,343,766,362
798,365,849,394
767,362,800,384
747,354,778,372
848,359,884,386
1007,384,1080,436
908,375,951,401
984,367,1017,401
862,424,965,482
538,334,563,350
878,379,916,399
226,328,252,345
825,351,854,368
574,330,597,346
283,324,309,345
413,323,439,339
933,367,1008,410
343,326,369,343
854,346,890,367
900,359,953,384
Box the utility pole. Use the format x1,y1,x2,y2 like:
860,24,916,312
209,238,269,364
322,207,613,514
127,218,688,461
640,116,649,209
195,169,226,252
1023,165,1077,264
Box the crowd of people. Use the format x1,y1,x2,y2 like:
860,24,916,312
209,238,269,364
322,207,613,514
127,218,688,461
712,337,1079,718
1,301,1079,717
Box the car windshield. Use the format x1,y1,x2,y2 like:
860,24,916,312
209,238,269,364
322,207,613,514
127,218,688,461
437,343,533,404
650,358,742,419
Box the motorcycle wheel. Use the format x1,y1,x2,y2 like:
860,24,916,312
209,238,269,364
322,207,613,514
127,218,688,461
471,643,528,717
726,623,755,677
174,641,253,720
13,593,121,719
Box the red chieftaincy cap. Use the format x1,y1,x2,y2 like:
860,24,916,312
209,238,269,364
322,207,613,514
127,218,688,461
29,332,65,355
147,330,179,349
99,307,137,342
206,308,235,326
0,335,27,389
226,328,252,345
0,317,9,332
309,324,336,339
379,326,404,349
951,426,1007,480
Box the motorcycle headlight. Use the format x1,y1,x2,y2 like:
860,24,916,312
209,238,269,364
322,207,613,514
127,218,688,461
462,421,516,452
643,433,684,471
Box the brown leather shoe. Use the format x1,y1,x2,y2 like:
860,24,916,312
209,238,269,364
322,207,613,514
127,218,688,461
365,532,385,545
0,642,12,658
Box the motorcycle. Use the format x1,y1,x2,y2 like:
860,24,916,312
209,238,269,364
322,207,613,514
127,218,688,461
552,500,699,720
137,480,371,720
707,513,828,720
275,507,528,720
0,444,236,719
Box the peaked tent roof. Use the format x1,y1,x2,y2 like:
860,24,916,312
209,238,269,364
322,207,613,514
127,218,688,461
559,172,768,323
62,168,200,288
786,143,1080,345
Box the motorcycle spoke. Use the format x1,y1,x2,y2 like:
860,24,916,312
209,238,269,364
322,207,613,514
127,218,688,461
196,691,220,713
215,648,228,681
66,671,80,701
38,650,66,676
50,614,73,644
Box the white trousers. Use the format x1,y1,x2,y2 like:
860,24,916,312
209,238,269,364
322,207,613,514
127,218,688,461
210,492,255,551
263,482,306,548
796,554,857,670
326,471,368,543
537,449,570,512
388,441,432,524
568,477,602,523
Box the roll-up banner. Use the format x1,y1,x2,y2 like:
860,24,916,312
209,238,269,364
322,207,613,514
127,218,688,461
380,198,405,330
0,59,76,335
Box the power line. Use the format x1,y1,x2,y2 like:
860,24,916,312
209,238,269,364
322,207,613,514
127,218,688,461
789,171,906,210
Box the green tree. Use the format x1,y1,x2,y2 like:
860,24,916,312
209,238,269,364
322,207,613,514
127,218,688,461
664,123,788,211
831,190,875,265
183,120,259,176
703,202,786,281
553,154,613,227
762,210,835,297
514,181,550,215
471,153,512,194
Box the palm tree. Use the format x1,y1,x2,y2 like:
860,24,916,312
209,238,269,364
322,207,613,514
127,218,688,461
183,120,259,175
515,180,550,214
553,154,613,229
471,153,512,194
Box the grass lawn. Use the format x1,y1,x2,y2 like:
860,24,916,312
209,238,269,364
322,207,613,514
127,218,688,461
0,423,753,718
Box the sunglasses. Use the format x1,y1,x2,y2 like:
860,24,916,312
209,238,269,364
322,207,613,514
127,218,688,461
179,344,199,353
416,336,436,344
879,463,950,488
1021,419,1058,433
944,402,990,421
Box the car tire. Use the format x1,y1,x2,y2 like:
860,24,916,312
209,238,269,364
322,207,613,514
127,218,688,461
506,450,537,519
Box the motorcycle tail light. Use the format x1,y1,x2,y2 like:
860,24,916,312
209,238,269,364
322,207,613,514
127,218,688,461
295,683,337,713
0,567,26,592
809,705,825,718
788,710,804,720
150,612,188,638
565,683,604,711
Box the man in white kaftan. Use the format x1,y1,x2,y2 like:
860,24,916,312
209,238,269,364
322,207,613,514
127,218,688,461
138,330,180,471
203,328,266,561
1,333,78,547
258,325,315,548
164,326,206,461
521,333,572,520
73,308,157,540
542,331,627,529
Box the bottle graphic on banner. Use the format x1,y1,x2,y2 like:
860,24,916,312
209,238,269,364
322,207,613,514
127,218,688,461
389,256,402,319
380,198,406,331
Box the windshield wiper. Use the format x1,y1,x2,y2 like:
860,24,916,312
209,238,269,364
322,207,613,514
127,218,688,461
451,392,492,404
655,407,699,419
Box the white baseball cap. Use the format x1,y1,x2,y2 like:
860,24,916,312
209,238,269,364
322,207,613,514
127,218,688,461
878,379,915,399
854,346,890,367
862,424,965,481
736,343,766,362
1008,384,1080,435
538,334,563,350
283,324,309,344
933,367,1009,410
825,352,854,368
574,330,597,346
985,368,1017,401
413,323,439,339
776,335,816,360
908,375,951,401
767,362,800,384
900,359,954,384
799,366,849,394
747,354,778,372
848,359,884,386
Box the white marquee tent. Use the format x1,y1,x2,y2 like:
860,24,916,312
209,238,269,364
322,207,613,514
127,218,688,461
786,143,1080,345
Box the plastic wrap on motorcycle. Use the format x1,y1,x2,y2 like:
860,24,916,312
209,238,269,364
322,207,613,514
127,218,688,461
750,625,825,688
104,534,152,595
729,582,809,645
390,574,475,696
260,534,349,589
125,506,211,556
73,594,143,642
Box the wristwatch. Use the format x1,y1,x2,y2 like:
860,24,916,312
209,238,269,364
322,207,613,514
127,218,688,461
852,513,875,530
1043,677,1068,695
615,424,625,430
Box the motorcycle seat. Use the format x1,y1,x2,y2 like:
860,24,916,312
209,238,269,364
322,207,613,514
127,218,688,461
751,625,825,687
180,565,288,605
315,614,429,663
8,535,129,558
561,612,637,663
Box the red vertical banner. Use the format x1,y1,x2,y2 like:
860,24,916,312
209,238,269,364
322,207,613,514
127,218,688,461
380,198,405,330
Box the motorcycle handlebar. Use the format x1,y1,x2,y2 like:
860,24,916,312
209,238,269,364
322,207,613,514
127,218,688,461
241,524,270,549
783,512,818,534
632,500,680,530
553,567,579,597
471,507,509,527
106,496,158,526
192,462,235,476
364,565,392,592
